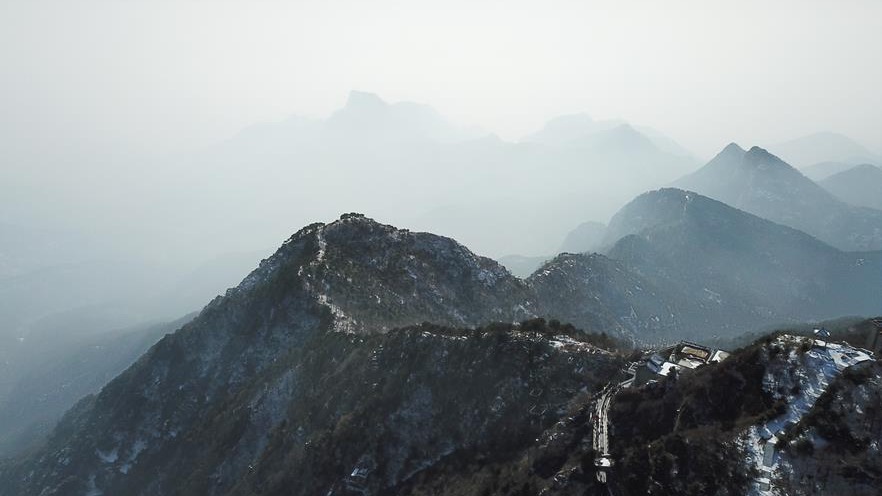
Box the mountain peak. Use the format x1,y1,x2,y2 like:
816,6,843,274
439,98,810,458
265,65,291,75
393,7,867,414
232,214,535,334
743,146,797,171
745,145,773,158
722,142,746,155
704,142,746,166
344,90,387,110
673,139,882,251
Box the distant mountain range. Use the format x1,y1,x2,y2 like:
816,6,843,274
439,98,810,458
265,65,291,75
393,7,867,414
599,188,880,342
522,113,695,158
3,94,881,496
497,221,606,278
818,163,882,210
673,143,882,251
183,91,697,257
800,160,859,181
768,132,880,168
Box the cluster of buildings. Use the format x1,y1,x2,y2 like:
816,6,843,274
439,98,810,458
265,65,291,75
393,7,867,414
634,341,730,386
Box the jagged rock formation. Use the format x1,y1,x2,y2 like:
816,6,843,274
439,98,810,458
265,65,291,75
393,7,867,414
673,144,882,251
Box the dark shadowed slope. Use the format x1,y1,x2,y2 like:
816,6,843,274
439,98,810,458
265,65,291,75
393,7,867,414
0,315,195,458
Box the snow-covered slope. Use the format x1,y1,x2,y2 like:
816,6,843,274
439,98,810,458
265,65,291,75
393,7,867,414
741,335,873,494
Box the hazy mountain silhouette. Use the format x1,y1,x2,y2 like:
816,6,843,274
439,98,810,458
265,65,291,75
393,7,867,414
587,188,881,342
558,220,607,254
180,92,697,257
800,160,858,181
495,254,551,278
523,113,694,158
673,144,882,251
323,91,483,144
818,164,882,210
768,132,879,167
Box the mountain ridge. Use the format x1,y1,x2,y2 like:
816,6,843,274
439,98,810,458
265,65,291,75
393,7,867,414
673,144,882,251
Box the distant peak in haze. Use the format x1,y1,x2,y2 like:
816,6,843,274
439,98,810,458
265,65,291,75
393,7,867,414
768,132,878,167
703,143,794,173
591,124,657,152
343,90,388,110
745,145,783,162
673,142,882,251
719,142,746,156
523,113,693,158
321,90,482,143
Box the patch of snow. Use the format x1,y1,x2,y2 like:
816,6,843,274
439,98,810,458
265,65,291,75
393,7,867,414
96,446,119,464
744,336,872,494
84,474,104,496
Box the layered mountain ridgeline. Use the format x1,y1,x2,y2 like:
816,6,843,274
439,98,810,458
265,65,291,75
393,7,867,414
819,164,882,211
800,161,857,182
180,92,697,258
0,213,878,495
673,144,882,251
608,328,881,495
594,188,880,343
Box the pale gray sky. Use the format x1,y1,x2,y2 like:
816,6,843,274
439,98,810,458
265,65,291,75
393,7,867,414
2,0,880,159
